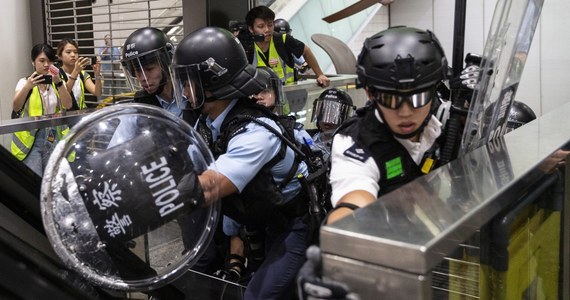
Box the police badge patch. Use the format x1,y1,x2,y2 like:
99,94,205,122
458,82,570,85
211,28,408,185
343,144,370,162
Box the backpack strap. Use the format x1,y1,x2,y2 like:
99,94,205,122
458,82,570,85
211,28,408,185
12,88,34,119
58,67,81,111
273,33,295,69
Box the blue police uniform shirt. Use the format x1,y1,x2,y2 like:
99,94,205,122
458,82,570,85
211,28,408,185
205,99,308,201
212,100,309,236
157,95,182,118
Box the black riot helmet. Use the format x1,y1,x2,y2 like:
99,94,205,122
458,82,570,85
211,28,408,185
274,19,291,34
357,26,447,139
506,100,536,132
356,26,448,94
253,66,285,110
171,26,267,109
311,88,355,127
121,27,174,95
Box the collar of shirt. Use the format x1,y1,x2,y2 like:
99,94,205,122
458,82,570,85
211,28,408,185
157,94,182,118
206,99,238,142
375,109,442,164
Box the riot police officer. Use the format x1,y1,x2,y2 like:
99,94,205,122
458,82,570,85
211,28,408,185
297,26,450,299
311,88,356,160
327,26,449,224
171,26,310,299
120,27,180,117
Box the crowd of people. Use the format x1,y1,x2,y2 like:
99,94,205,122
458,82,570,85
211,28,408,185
10,3,545,299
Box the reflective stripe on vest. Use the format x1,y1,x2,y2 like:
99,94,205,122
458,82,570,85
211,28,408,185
253,34,295,84
11,84,66,161
77,70,87,109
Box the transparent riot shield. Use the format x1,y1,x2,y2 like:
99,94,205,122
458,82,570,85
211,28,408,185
460,0,544,155
41,103,220,291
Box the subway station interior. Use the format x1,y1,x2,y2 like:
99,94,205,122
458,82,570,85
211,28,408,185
1,0,570,299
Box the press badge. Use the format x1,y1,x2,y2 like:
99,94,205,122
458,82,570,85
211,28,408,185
47,129,55,143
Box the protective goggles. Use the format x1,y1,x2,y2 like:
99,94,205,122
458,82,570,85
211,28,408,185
372,88,436,110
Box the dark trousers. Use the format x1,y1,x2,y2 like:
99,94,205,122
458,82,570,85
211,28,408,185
244,216,308,299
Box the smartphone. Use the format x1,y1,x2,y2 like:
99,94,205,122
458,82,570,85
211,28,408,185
91,56,98,65
40,74,53,84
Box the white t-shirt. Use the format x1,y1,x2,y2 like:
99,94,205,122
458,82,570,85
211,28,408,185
329,109,442,206
15,78,59,114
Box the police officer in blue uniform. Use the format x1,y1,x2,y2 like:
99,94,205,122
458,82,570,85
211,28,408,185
171,26,310,299
120,27,181,118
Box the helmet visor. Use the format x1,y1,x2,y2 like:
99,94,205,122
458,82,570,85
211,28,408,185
120,48,172,95
252,77,284,107
372,88,436,110
311,98,355,125
171,64,205,110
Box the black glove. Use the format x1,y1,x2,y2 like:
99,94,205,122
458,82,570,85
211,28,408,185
297,245,357,300
449,53,482,105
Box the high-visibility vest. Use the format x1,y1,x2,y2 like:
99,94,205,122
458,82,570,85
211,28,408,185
74,70,88,109
60,69,87,109
253,34,295,84
11,84,68,161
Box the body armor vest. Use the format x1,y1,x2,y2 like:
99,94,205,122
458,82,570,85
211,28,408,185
338,106,443,197
208,101,296,229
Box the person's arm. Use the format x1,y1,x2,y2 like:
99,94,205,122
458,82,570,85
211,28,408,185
13,77,35,112
326,190,376,224
198,117,282,203
198,169,238,204
302,45,330,87
84,60,103,97
66,57,90,94
50,66,73,110
327,134,380,224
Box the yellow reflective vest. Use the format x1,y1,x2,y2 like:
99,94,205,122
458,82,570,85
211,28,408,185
253,34,295,84
74,70,88,109
11,84,68,161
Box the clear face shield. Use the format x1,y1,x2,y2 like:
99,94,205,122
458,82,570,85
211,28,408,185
251,77,284,112
171,63,205,110
121,48,172,95
311,97,355,128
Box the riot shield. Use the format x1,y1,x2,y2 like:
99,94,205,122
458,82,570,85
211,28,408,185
460,0,543,154
40,103,220,291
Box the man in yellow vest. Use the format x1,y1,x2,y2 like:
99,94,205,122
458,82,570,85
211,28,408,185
244,6,330,88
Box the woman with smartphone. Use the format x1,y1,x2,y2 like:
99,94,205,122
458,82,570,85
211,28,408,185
11,43,73,176
57,38,102,110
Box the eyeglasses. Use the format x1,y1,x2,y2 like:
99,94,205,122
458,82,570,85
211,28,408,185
373,88,435,110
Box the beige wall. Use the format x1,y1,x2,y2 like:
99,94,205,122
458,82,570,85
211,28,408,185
0,0,34,146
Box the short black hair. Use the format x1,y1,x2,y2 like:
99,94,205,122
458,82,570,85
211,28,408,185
245,6,275,28
31,43,57,62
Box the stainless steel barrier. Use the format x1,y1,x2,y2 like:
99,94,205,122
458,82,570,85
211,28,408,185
319,101,570,299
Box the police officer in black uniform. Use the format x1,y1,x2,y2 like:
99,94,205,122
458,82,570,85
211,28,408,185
298,26,450,299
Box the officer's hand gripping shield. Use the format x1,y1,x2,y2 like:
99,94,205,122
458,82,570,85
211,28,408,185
41,103,220,291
